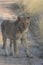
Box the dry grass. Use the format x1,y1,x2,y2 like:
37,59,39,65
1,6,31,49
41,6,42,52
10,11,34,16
16,0,43,43
16,0,43,14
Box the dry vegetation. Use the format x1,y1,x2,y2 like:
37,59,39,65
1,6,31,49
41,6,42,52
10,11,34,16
15,0,43,44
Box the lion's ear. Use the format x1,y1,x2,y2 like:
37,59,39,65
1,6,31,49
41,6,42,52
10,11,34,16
17,16,21,21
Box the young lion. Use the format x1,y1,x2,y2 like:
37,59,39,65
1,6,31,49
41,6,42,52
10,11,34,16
1,16,32,57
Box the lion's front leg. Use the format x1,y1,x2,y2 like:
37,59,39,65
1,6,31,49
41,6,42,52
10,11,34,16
21,34,33,57
21,35,29,56
13,39,19,57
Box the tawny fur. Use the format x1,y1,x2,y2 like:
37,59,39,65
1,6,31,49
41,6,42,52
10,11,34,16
1,16,31,57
